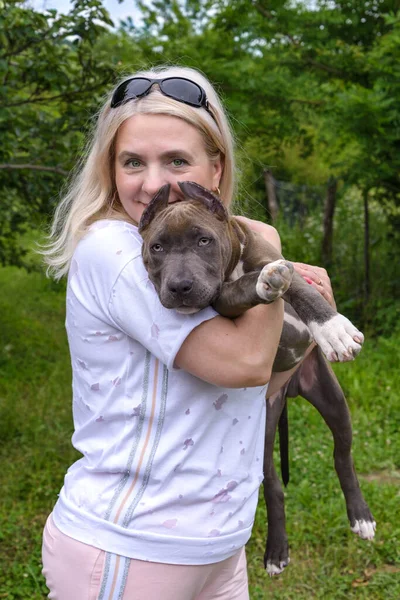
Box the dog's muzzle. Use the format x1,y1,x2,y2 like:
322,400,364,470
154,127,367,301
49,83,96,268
160,277,221,313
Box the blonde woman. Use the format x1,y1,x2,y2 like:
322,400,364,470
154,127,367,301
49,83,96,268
41,65,332,599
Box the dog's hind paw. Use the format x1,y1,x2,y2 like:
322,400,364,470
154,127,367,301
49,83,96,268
256,260,294,303
309,314,364,362
351,519,376,540
266,557,290,577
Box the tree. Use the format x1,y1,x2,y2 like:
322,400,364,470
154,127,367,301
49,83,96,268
0,0,116,266
117,0,400,327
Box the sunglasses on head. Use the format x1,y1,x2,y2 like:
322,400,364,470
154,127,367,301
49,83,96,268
110,76,216,120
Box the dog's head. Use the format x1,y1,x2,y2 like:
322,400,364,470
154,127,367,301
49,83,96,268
138,181,234,313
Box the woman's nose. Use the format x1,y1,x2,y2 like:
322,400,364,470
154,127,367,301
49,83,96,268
142,167,168,198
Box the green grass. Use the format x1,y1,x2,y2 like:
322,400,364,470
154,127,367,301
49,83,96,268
0,266,399,599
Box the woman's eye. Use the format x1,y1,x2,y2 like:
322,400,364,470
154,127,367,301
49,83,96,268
151,243,164,252
198,237,211,247
126,159,141,168
172,158,187,167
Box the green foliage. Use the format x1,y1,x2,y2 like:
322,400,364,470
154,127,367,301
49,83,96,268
1,0,399,332
0,0,116,266
273,184,400,335
0,265,399,598
126,0,400,200
116,2,400,335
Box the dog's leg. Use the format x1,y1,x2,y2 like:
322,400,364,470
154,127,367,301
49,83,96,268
291,347,376,540
234,226,365,363
283,273,364,363
214,260,294,318
217,255,364,363
263,388,290,576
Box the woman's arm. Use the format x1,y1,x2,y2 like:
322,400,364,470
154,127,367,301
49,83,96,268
175,222,287,388
83,224,283,390
177,216,337,390
235,216,282,252
175,300,284,388
235,216,336,309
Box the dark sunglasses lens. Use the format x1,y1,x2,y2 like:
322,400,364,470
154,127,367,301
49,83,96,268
112,78,151,107
161,79,203,106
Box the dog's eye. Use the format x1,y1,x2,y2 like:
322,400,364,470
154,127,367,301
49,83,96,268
151,243,164,252
198,237,212,247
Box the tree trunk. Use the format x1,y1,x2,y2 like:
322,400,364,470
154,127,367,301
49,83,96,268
263,168,279,223
321,178,337,267
363,189,370,303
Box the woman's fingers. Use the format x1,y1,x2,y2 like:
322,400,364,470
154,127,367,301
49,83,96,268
292,262,336,309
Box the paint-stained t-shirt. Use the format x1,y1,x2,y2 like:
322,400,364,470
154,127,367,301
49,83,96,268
52,219,268,565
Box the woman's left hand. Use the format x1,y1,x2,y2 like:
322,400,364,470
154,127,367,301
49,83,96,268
292,262,336,310
234,217,336,310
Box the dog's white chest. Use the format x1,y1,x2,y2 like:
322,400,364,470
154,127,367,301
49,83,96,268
228,243,246,281
229,259,245,282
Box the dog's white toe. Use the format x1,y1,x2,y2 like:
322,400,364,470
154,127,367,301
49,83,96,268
266,561,284,576
351,519,376,540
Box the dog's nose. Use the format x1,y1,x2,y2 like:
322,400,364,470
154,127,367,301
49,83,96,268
168,279,194,295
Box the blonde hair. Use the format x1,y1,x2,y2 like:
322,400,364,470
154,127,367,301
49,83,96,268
42,65,236,279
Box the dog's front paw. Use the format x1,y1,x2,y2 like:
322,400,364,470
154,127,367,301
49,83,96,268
309,314,364,362
256,260,294,303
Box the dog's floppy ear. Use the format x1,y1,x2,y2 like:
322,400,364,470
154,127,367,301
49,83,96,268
178,181,228,221
138,184,171,233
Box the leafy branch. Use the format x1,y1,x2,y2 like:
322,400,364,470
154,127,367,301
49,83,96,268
0,164,69,176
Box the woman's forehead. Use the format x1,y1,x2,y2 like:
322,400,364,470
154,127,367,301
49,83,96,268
115,114,206,154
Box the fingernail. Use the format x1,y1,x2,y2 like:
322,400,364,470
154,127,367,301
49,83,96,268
304,277,313,284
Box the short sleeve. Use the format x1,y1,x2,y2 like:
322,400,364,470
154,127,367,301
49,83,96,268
108,255,218,370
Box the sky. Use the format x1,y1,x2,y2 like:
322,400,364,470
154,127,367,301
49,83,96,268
30,0,142,25
30,0,321,23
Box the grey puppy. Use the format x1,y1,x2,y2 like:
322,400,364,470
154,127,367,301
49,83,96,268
139,181,376,576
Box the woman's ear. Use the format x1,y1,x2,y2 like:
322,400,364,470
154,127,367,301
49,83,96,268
212,155,223,192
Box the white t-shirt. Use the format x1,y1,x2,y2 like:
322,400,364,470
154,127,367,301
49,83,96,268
52,219,268,565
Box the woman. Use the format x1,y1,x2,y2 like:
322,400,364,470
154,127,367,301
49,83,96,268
41,65,332,600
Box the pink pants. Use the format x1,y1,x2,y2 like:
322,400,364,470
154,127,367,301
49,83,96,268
41,514,250,600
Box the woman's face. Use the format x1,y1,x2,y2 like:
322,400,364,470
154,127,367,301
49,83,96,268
114,114,222,223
